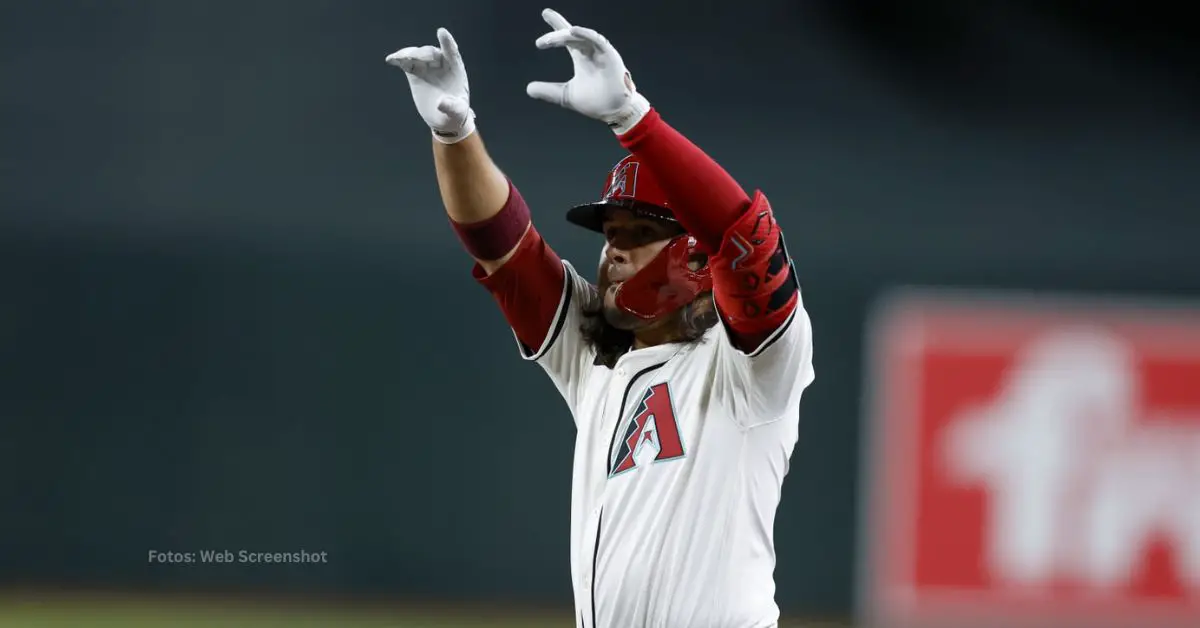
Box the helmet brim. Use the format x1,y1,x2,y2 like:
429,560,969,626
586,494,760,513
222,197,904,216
564,202,611,234
565,199,679,235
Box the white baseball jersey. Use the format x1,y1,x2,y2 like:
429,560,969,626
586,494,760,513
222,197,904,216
513,259,815,628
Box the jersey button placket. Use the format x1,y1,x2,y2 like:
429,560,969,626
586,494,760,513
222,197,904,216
592,360,632,624
582,505,601,622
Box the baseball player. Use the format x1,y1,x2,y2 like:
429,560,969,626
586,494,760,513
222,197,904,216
387,9,814,628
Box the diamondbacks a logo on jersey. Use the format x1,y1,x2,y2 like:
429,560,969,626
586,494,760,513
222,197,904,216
610,382,685,477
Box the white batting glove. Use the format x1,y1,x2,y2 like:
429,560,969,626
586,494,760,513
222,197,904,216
385,28,476,144
526,9,651,135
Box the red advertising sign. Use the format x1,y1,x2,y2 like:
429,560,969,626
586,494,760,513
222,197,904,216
858,289,1200,628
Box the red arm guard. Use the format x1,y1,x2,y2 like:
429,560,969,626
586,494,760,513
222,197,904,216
472,226,567,353
618,108,750,253
710,192,800,352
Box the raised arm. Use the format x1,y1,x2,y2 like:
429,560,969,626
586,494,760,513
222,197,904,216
431,133,522,274
524,10,800,354
386,28,566,352
617,111,798,353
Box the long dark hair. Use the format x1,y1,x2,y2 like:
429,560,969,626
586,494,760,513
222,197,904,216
580,292,719,368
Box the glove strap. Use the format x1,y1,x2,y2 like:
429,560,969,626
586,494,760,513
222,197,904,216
432,110,477,145
606,93,650,136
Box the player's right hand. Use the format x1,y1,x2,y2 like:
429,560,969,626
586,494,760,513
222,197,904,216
386,28,476,144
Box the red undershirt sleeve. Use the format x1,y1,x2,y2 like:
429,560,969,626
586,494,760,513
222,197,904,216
617,108,749,254
617,108,800,352
472,225,566,353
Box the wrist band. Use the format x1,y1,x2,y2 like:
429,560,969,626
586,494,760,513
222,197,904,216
433,111,477,145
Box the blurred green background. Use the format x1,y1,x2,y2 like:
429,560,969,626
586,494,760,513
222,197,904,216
0,593,853,627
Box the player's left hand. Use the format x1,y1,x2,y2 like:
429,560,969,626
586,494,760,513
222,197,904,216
526,8,651,135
